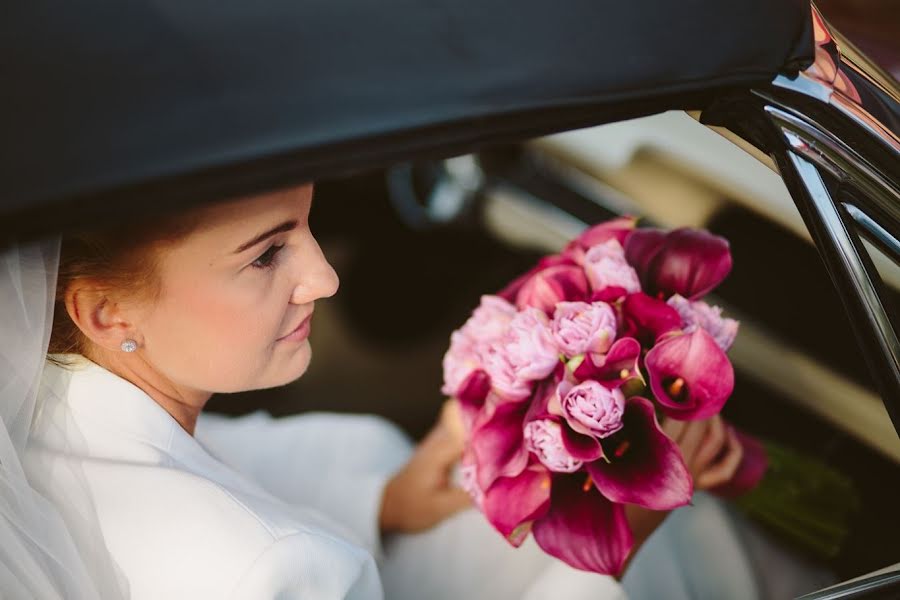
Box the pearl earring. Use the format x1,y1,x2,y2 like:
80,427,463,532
120,339,138,353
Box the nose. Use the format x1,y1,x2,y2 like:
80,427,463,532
289,235,340,305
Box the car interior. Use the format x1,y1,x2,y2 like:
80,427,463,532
208,108,900,586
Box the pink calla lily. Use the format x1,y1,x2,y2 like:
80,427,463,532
497,254,577,302
532,474,633,575
619,293,682,347
585,397,693,510
482,464,552,546
572,337,642,387
470,398,531,490
711,429,768,499
645,328,735,421
513,264,590,315
624,227,732,300
563,216,639,263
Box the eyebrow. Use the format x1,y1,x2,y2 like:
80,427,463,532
234,220,298,253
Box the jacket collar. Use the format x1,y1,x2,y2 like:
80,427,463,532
36,355,270,498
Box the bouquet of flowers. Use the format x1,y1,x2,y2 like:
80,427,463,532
442,216,857,575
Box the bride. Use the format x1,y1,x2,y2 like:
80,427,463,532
3,183,830,599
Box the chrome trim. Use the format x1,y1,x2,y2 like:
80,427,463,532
843,203,900,264
772,5,900,157
774,131,900,427
796,570,900,600
761,104,900,230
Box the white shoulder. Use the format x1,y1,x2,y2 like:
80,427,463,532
229,531,383,600
77,461,380,599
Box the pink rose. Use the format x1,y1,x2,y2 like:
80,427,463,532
551,301,617,357
481,341,533,402
583,240,641,296
667,294,739,351
523,419,583,473
559,380,625,439
505,308,560,381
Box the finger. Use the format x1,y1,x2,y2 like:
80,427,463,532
434,487,473,517
441,399,467,445
692,416,726,472
419,423,465,465
678,419,709,466
661,417,686,441
697,427,744,489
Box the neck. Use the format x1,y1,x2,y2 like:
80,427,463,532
88,349,211,436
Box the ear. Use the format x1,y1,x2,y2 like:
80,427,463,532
65,281,139,352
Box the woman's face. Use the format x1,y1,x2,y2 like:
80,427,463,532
131,184,339,394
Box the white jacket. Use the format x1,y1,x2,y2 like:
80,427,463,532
25,358,384,600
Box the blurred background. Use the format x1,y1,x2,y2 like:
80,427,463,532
207,0,899,586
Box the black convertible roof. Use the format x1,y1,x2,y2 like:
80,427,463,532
1,0,813,241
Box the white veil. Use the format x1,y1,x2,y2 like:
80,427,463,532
0,238,127,599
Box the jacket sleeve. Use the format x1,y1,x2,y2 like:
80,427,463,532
196,410,414,559
229,532,384,600
520,562,628,600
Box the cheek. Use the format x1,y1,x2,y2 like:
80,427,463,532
145,276,287,388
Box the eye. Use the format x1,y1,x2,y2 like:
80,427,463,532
251,243,285,270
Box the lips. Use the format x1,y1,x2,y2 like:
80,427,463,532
278,312,313,342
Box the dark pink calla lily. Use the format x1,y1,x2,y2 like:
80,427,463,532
619,293,682,348
590,286,629,303
622,227,666,273
532,474,633,575
624,227,732,300
559,423,605,462
482,464,552,546
470,398,531,490
585,397,693,510
711,429,768,499
513,264,590,315
455,369,491,431
645,328,735,421
573,337,642,387
497,254,577,302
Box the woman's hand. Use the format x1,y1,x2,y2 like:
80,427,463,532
379,401,472,534
662,415,744,490
622,416,743,574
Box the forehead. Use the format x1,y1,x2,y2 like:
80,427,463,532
199,184,313,230
153,185,313,266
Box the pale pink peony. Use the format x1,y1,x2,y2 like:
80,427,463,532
559,380,626,439
443,295,518,398
667,294,739,351
462,295,518,344
441,330,481,397
505,308,561,381
551,301,617,357
481,341,533,402
583,240,641,295
523,419,583,473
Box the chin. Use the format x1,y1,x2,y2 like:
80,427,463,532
235,340,313,392
273,340,313,387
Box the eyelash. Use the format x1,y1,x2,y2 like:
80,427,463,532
251,244,285,270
